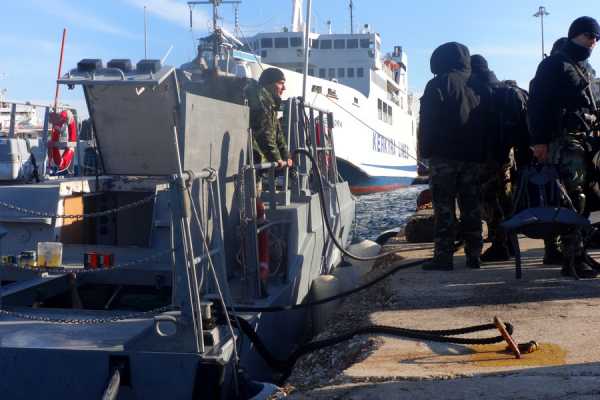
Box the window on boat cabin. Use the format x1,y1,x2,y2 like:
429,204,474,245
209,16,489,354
311,39,319,48
290,37,302,47
261,50,268,58
321,39,332,49
328,68,335,78
334,39,345,49
275,37,289,48
261,38,273,48
353,97,359,106
347,39,359,49
312,85,322,94
327,88,338,98
309,68,315,76
383,102,389,123
389,105,393,124
319,68,326,78
347,68,355,78
357,67,364,77
337,68,345,78
254,41,259,50
378,99,383,120
360,39,370,48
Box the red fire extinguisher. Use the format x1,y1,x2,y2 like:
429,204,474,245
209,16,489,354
256,199,269,294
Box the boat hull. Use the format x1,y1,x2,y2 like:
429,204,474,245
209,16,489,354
337,158,416,194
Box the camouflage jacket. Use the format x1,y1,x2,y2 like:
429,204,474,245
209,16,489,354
245,81,289,163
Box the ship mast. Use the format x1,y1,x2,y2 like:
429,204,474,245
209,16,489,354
350,0,354,34
301,0,313,101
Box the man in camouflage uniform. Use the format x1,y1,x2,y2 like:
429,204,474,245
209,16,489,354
418,42,485,270
245,67,291,168
529,17,600,278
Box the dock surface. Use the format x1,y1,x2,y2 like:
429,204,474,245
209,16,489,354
288,237,600,399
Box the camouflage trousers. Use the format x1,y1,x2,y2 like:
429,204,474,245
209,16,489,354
548,133,587,258
480,160,513,246
429,158,483,263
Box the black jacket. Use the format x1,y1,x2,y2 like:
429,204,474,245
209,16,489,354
418,42,485,163
528,40,596,145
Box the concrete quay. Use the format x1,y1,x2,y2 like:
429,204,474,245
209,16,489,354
288,236,600,399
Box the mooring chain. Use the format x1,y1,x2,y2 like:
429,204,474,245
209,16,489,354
0,247,177,274
0,305,176,325
0,192,158,219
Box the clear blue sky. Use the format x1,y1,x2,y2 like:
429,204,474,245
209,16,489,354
1,0,599,113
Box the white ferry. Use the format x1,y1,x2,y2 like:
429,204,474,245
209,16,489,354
233,1,418,193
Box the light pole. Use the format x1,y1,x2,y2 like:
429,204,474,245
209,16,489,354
533,6,549,59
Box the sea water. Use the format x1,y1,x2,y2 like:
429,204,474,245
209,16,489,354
352,185,426,242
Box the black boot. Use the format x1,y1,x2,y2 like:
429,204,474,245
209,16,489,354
561,257,599,279
466,256,481,269
543,243,563,265
422,259,453,271
480,244,510,262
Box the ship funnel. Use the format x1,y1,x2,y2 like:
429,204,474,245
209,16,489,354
291,0,304,32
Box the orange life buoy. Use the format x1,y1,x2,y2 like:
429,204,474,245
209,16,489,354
48,110,77,171
256,199,270,285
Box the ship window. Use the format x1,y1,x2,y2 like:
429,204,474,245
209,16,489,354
290,37,302,47
261,50,268,58
319,68,326,78
360,39,370,48
383,102,388,123
275,37,289,48
378,99,383,120
321,40,332,49
328,68,335,78
353,97,359,106
347,68,355,77
357,67,364,77
337,68,345,78
389,106,393,124
308,68,315,76
261,38,273,48
327,88,338,98
347,39,359,49
334,39,345,49
311,39,319,48
312,85,322,94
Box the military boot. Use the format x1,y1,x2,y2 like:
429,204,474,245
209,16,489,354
543,240,563,265
480,244,510,262
561,256,598,279
422,257,453,271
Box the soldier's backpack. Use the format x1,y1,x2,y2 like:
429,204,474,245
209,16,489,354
490,81,530,164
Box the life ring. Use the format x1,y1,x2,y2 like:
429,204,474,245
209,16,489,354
48,110,77,171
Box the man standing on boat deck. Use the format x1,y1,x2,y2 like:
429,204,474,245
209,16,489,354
528,16,600,278
245,67,292,169
418,42,485,270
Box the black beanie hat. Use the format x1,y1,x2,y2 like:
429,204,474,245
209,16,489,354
568,16,600,39
470,54,488,73
259,67,285,86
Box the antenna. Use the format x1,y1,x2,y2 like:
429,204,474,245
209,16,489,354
144,5,148,58
188,0,241,32
234,3,240,35
533,6,549,59
350,0,354,34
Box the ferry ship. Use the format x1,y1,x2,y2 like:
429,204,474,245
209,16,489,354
230,1,418,193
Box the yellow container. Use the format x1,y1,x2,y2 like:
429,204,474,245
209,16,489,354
37,242,63,268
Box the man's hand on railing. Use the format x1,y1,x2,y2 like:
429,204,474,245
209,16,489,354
286,158,293,168
276,159,286,169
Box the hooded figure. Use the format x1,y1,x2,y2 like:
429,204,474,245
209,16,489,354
418,42,484,271
418,42,484,162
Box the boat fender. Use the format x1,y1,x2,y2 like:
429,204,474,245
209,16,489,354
310,274,341,334
346,240,381,276
48,109,77,171
256,199,270,292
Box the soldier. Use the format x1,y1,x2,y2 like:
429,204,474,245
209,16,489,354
418,42,485,270
528,16,600,278
245,67,292,169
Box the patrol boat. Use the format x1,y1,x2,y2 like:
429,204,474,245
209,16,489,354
0,43,355,399
192,0,419,193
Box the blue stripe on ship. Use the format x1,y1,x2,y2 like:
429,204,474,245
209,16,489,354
360,163,418,172
337,159,416,194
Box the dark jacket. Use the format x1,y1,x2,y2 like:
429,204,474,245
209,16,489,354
245,81,289,163
418,42,485,163
528,40,597,145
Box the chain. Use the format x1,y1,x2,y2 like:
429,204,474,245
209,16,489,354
0,192,158,219
0,305,176,324
0,247,177,274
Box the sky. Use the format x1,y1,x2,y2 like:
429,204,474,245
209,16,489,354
1,0,599,114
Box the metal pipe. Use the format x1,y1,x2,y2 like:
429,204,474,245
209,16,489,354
301,0,313,100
